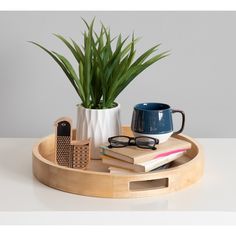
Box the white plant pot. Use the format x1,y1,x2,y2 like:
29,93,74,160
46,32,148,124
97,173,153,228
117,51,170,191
76,104,121,159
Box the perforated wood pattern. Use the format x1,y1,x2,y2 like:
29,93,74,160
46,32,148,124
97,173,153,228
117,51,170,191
56,136,70,166
69,143,90,169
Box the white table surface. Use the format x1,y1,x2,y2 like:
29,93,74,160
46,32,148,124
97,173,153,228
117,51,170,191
0,137,236,225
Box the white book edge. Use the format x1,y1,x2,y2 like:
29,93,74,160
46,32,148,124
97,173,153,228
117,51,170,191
108,167,136,175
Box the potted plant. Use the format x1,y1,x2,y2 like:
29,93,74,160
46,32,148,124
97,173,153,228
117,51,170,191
30,19,169,159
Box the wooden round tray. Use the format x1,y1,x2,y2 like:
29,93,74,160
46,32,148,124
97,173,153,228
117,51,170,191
32,127,204,198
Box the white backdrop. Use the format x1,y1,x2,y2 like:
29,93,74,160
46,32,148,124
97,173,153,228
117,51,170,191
0,11,235,137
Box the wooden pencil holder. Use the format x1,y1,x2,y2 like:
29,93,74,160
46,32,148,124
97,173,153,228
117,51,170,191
69,139,91,169
54,117,91,170
32,126,204,198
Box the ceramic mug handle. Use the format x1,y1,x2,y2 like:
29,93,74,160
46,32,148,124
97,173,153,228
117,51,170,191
172,109,185,135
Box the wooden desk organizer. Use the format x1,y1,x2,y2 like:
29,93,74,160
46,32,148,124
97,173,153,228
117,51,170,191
32,127,204,198
54,117,91,169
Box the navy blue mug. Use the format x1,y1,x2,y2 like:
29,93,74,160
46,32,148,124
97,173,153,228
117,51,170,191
131,103,185,143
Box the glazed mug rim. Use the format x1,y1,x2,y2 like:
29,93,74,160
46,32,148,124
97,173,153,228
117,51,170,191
134,102,171,112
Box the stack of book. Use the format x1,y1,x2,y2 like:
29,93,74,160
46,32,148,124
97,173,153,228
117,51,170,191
100,137,192,173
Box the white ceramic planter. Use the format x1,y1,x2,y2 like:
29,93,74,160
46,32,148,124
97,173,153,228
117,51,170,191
76,104,121,159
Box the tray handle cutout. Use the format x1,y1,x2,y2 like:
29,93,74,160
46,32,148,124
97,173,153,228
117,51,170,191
129,178,169,192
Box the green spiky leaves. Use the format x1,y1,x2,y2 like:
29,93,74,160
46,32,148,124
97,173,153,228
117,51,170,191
30,19,169,109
